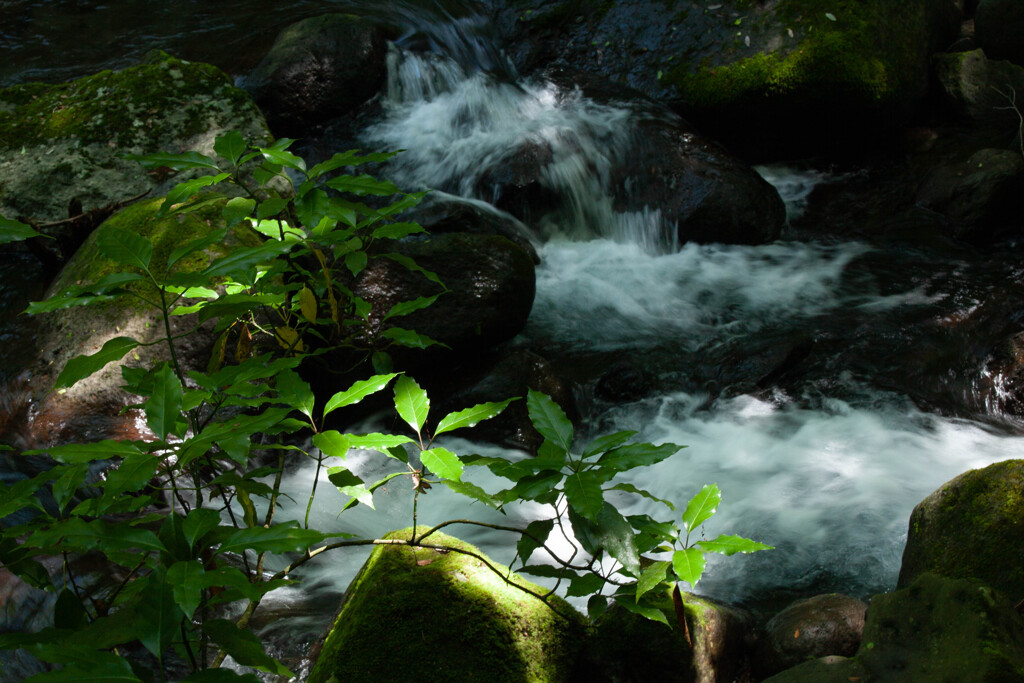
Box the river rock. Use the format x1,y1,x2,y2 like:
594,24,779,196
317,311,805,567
617,114,786,245
487,0,961,156
352,233,536,357
306,528,586,683
404,195,540,264
898,459,1024,601
575,591,753,683
754,593,867,678
975,0,1024,66
23,198,261,448
915,148,1024,243
242,14,388,137
932,49,1024,126
0,51,271,225
983,330,1024,418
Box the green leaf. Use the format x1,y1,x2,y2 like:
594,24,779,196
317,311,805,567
182,508,222,549
25,293,117,315
440,480,499,508
328,467,374,508
312,430,350,459
256,198,291,220
167,560,205,619
420,447,463,481
344,250,368,277
23,655,143,682
326,174,400,196
526,390,573,452
322,373,398,418
636,560,671,602
372,222,426,240
595,502,641,577
516,519,554,563
597,442,685,472
33,439,143,464
565,572,606,597
258,146,306,174
672,547,707,587
609,483,676,511
95,226,153,271
348,433,415,456
54,337,139,390
394,375,429,435
135,573,182,656
380,327,445,349
126,150,220,171
696,534,773,556
582,430,638,459
214,130,246,165
381,253,445,287
201,241,292,279
613,594,670,627
216,522,324,556
222,197,256,228
276,368,315,419
102,454,160,498
0,216,48,244
54,589,88,630
681,483,721,533
166,228,228,270
307,150,400,179
499,471,563,504
202,619,293,677
161,174,230,211
145,364,183,441
434,398,515,437
564,470,604,521
383,295,439,321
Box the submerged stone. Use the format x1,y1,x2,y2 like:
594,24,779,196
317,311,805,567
306,528,586,683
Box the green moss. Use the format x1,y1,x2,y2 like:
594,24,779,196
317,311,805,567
668,0,928,111
307,528,586,683
0,51,265,152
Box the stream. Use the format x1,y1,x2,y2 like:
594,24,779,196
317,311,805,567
2,0,1024,678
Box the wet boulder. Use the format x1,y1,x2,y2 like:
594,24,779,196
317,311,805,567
975,0,1024,66
488,0,960,156
0,51,271,225
242,14,388,137
617,114,786,245
306,528,586,683
754,593,867,679
932,49,1024,127
915,148,1024,243
352,233,536,358
982,330,1024,418
22,199,261,447
404,195,540,263
575,591,754,683
898,459,1024,601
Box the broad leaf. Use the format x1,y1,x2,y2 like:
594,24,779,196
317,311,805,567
347,433,414,456
595,502,641,577
23,655,142,682
597,442,685,472
326,174,400,196
202,619,293,677
564,470,604,521
216,522,324,556
167,560,205,619
420,447,463,481
222,197,256,228
526,390,573,452
276,368,315,420
135,573,182,656
201,241,292,279
126,150,220,170
258,146,306,173
0,216,48,244
95,227,152,271
372,222,425,240
613,594,670,627
54,337,139,390
312,430,350,459
516,519,554,564
166,228,228,270
145,364,183,441
609,483,676,511
565,572,606,597
440,480,499,508
394,375,429,435
213,130,247,165
636,560,671,602
434,398,515,437
35,439,143,464
696,534,773,556
380,327,445,349
582,430,638,459
256,198,291,220
102,454,160,498
383,295,439,321
322,373,398,417
499,471,563,504
681,483,721,533
672,547,707,587
182,508,222,550
161,174,230,211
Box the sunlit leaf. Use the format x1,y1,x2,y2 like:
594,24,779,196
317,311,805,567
696,534,773,556
394,375,429,435
681,483,721,533
323,373,398,418
672,547,706,587
526,390,573,452
564,470,603,520
420,447,463,481
434,398,515,437
54,337,139,390
258,146,306,174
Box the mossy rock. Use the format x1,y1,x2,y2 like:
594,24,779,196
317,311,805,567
26,197,262,444
306,528,586,683
0,51,270,223
898,459,1024,601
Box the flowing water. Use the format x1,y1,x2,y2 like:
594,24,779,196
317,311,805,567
2,0,1024,676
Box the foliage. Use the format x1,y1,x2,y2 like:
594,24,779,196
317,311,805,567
0,132,770,681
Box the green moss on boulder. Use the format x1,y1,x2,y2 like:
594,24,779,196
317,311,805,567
0,51,270,223
307,528,586,683
898,459,1024,601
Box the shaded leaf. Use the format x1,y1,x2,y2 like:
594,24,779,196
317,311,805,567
516,519,554,564
95,227,152,271
202,619,293,677
326,174,400,196
597,442,685,472
166,228,228,270
612,594,670,627
216,522,324,556
380,327,445,349
222,197,256,228
276,369,315,420
126,150,220,171
167,560,205,619
145,364,183,441
258,146,306,173
135,573,181,656
609,483,676,511
595,502,640,577
440,480,498,508
564,470,603,521
636,560,671,602
0,216,48,244
527,390,573,452
383,295,439,321
582,430,638,459
54,337,139,391
213,130,246,165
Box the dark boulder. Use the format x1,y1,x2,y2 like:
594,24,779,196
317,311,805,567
932,49,1024,127
243,14,388,136
352,233,536,357
975,0,1024,66
404,195,540,264
898,459,1024,601
754,593,867,679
